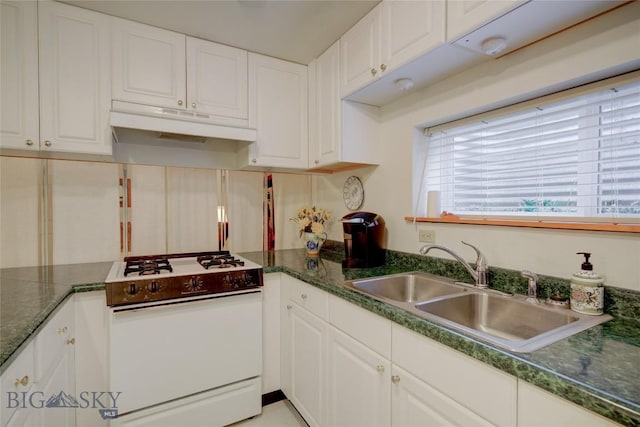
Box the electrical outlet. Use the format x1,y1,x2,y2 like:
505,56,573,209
418,229,436,243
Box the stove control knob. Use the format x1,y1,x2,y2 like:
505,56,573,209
187,276,203,292
127,283,138,295
148,281,159,293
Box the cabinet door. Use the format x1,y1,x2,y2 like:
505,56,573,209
327,326,391,427
1,341,35,426
309,41,341,168
38,1,112,155
35,299,74,380
38,348,76,427
381,0,445,70
517,381,620,427
262,274,281,395
391,365,494,427
283,302,326,427
186,37,248,122
112,17,186,110
74,291,109,427
447,0,524,42
0,1,39,150
340,5,382,98
247,53,308,169
392,324,517,426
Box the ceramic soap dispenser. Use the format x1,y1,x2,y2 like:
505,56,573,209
570,252,604,315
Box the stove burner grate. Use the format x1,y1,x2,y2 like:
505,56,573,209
124,258,173,277
197,254,245,269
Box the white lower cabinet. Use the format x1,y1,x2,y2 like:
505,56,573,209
392,324,517,426
1,297,76,427
327,326,391,427
282,299,327,427
1,341,36,427
262,273,282,395
37,347,75,427
391,364,493,427
34,297,76,427
517,381,620,427
281,274,516,427
74,290,109,427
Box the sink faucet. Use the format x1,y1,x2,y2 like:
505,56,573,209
521,270,540,304
419,241,488,288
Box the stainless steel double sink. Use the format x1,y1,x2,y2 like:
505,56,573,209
342,272,611,353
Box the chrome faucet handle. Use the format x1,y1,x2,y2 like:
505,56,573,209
521,270,540,304
461,241,486,271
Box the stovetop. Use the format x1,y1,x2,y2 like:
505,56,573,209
105,251,263,307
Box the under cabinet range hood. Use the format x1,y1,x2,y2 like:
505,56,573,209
110,101,257,143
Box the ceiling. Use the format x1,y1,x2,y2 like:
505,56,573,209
59,0,380,65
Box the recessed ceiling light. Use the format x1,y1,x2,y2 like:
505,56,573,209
480,37,508,56
394,78,414,91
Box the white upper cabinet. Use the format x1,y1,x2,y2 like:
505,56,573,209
38,1,112,155
309,41,341,168
309,41,380,171
340,0,445,98
112,18,186,110
245,53,308,169
380,0,445,73
112,18,248,123
0,1,39,151
340,5,382,99
447,0,525,42
1,0,111,155
186,38,248,121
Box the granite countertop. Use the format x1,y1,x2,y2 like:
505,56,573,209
0,262,111,369
1,251,638,425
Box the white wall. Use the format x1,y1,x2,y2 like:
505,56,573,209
316,3,640,291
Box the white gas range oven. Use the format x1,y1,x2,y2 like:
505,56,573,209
104,251,264,427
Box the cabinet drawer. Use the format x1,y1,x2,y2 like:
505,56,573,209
283,276,328,320
35,299,73,380
329,295,391,359
392,324,517,427
1,341,35,426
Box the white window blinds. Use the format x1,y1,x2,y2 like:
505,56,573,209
420,73,640,223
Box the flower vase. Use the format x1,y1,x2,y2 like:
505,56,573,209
303,232,326,257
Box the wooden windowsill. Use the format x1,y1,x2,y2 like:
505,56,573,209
405,216,640,233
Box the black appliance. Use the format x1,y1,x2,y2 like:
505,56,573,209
341,212,385,268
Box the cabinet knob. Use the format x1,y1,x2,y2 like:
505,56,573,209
376,365,385,373
370,68,377,76
286,304,292,310
57,326,68,334
314,159,319,164
26,139,34,146
251,158,257,164
380,63,387,72
178,100,183,106
67,338,76,345
14,375,29,387
44,140,52,147
301,293,307,300
391,375,400,384
191,102,196,108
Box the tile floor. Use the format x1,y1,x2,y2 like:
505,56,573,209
233,400,308,427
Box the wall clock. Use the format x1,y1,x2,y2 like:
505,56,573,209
343,176,364,210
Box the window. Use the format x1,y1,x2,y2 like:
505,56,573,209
417,73,640,224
